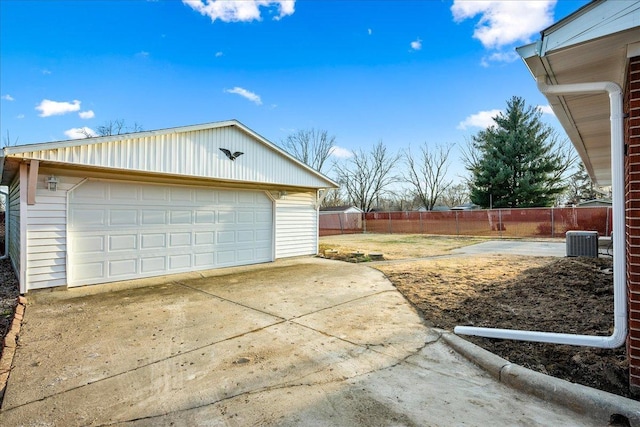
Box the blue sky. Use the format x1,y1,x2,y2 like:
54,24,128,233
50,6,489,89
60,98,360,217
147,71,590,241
0,0,589,181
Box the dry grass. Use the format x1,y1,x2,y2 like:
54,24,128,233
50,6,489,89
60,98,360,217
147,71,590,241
319,234,485,260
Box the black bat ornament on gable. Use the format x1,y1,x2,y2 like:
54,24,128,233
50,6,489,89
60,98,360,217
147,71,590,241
219,148,244,161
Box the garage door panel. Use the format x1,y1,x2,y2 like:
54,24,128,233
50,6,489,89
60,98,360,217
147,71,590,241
68,182,274,286
195,232,214,245
109,234,137,251
141,257,166,273
73,262,105,281
141,186,168,201
110,210,138,226
142,210,167,225
109,259,137,277
70,209,106,227
195,211,215,224
169,233,192,247
141,233,166,249
110,183,138,200
75,235,106,254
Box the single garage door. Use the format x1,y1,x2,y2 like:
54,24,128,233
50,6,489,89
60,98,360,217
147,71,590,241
67,180,273,286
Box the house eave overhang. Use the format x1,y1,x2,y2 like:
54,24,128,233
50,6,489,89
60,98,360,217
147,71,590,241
517,0,640,187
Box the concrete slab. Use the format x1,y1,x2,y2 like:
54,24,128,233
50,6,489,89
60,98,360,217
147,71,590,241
0,257,603,426
451,240,567,257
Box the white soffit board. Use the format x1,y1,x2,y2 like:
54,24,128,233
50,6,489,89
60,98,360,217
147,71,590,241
67,180,273,286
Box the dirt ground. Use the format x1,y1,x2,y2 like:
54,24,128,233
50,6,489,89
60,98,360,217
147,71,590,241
320,235,633,401
0,259,19,360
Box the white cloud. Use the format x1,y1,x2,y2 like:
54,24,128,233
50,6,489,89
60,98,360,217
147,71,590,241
136,51,150,58
224,87,262,105
451,0,555,49
537,105,555,116
183,0,295,23
79,110,95,119
480,50,520,67
35,99,81,117
410,38,422,51
64,127,97,139
457,109,503,130
16,114,25,119
42,69,51,75
329,146,353,159
367,28,372,36
2,94,14,101
215,51,224,57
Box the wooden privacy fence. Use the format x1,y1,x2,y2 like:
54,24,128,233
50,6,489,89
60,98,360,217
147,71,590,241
319,206,612,238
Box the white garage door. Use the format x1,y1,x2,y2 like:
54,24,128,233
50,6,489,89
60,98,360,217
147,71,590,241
67,180,273,286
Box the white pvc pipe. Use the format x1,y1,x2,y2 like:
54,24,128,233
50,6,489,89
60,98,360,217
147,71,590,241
455,80,627,349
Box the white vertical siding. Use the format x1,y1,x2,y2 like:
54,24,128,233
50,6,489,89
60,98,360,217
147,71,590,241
275,191,318,258
12,126,333,188
25,174,83,290
8,176,21,281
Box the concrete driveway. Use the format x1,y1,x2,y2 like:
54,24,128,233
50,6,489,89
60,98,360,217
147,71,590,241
0,257,599,426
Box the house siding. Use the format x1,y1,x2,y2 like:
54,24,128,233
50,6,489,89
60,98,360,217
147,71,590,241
10,126,332,189
625,55,640,391
8,175,21,283
25,174,84,290
275,192,318,258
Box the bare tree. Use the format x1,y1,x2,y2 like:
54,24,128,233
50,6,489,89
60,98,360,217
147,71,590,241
334,141,400,212
3,130,19,147
282,129,335,174
439,183,469,208
404,143,453,211
94,119,143,137
321,188,346,208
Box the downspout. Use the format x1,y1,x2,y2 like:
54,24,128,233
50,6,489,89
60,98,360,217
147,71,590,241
0,153,8,260
0,190,7,260
455,80,627,349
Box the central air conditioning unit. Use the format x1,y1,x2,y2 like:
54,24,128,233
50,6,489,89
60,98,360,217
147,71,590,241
566,231,599,257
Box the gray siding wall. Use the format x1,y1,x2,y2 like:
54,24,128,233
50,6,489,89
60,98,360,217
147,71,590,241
275,191,318,258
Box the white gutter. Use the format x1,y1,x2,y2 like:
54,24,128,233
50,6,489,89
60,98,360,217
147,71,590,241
455,80,627,349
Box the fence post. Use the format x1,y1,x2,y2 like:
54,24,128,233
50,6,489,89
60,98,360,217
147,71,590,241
455,211,459,236
338,213,344,234
420,211,423,234
551,207,555,238
606,207,611,236
499,209,503,238
388,212,392,234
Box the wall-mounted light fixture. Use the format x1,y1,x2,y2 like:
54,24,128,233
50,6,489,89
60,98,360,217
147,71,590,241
47,175,59,192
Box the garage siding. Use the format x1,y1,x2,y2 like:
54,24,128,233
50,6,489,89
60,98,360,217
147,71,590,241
8,176,21,280
26,175,83,290
15,126,332,189
275,192,318,258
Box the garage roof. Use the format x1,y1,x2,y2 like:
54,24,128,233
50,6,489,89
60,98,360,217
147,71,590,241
517,0,640,186
1,120,338,190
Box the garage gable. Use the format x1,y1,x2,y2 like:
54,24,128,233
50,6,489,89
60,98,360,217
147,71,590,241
2,120,337,189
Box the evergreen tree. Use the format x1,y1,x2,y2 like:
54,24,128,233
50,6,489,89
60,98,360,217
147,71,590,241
464,96,571,208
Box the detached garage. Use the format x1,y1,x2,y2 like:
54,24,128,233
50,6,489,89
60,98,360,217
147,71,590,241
0,120,338,293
